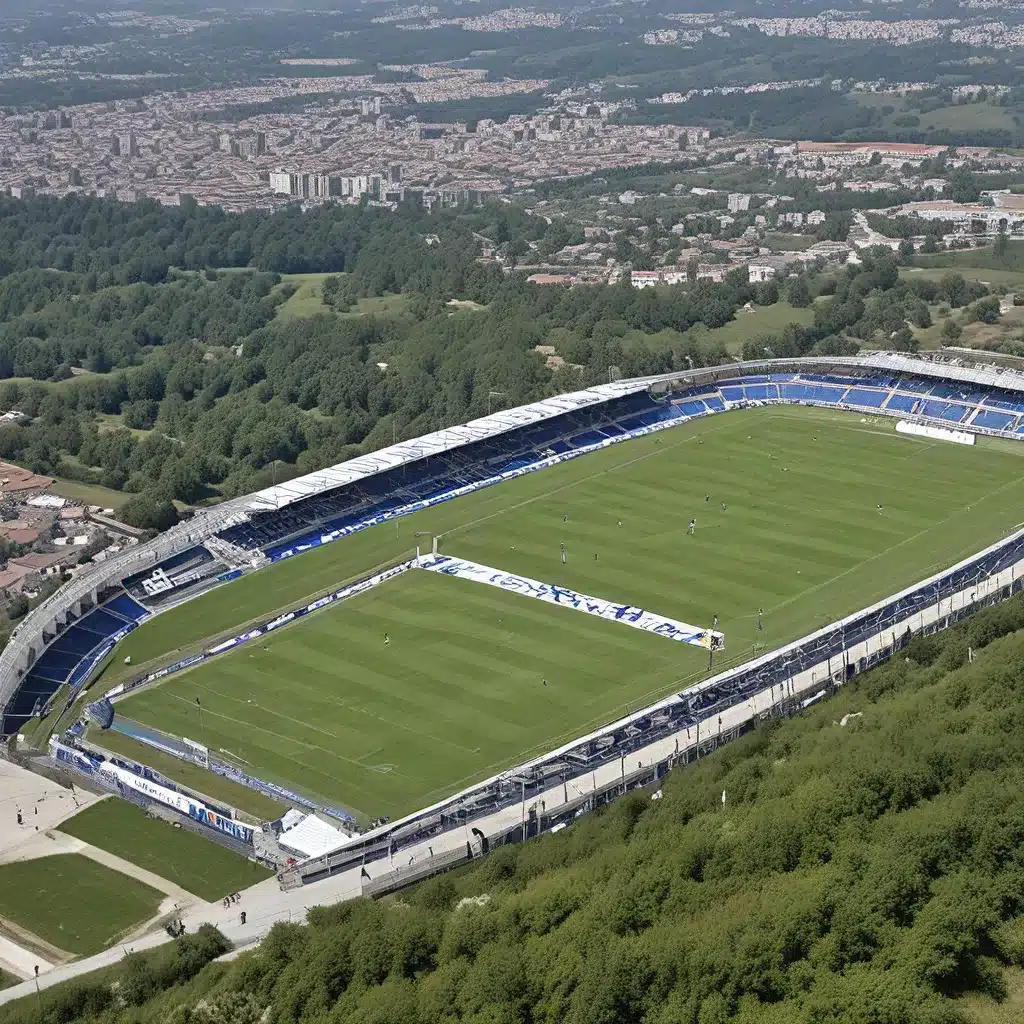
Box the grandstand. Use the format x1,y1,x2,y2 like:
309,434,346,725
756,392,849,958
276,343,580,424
6,353,1024,740
4,593,148,728
8,352,1024,882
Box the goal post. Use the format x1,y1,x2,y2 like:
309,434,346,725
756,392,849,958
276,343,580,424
414,533,440,564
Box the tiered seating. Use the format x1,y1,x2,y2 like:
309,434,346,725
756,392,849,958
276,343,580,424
106,594,149,621
885,394,920,414
920,401,968,424
844,388,888,408
982,395,1024,414
743,384,779,400
678,401,708,417
896,377,934,395
4,592,148,731
781,384,844,404
974,410,1016,431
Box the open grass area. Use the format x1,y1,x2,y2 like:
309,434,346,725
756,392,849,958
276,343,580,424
274,272,334,319
848,92,1022,138
58,800,272,902
0,971,17,992
910,241,1024,276
902,267,1024,290
340,293,410,318
764,232,815,251
0,854,161,956
49,477,131,510
688,301,816,354
86,728,285,823
957,966,1024,1024
114,406,1024,818
274,274,410,321
95,412,152,440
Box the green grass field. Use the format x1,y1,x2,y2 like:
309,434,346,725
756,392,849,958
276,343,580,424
49,477,132,510
274,274,410,321
687,301,816,355
58,800,272,902
0,854,162,956
902,267,1024,290
112,406,1024,819
0,970,17,991
274,272,334,319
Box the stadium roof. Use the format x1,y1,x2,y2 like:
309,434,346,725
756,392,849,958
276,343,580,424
234,379,651,514
226,352,1024,517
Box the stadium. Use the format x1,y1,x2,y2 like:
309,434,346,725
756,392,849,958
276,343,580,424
6,351,1024,889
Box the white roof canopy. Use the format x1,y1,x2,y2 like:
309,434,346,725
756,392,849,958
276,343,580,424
237,379,650,514
225,354,1024,519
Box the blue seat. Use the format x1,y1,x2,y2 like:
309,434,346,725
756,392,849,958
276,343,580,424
781,385,843,404
886,394,919,414
898,378,934,394
51,628,101,657
921,401,967,424
845,388,887,408
106,595,149,621
974,410,1015,431
743,385,778,401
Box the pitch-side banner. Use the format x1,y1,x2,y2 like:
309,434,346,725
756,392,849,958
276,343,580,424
419,554,724,651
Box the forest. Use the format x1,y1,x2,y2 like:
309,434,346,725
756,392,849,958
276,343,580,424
0,193,995,529
7,591,1024,1023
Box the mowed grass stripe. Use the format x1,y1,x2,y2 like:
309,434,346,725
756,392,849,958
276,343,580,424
116,407,1024,818
121,571,684,818
107,412,739,676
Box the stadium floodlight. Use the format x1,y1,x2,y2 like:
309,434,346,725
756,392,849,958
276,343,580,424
487,390,506,416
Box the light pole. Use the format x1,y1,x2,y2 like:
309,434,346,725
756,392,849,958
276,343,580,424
488,390,506,416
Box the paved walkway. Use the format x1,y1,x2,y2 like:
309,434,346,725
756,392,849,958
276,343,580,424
0,934,54,980
0,759,97,865
0,766,202,995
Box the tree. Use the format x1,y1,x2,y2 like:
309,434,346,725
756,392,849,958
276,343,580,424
119,492,180,531
941,319,963,342
786,275,811,308
6,593,28,620
897,239,915,266
947,167,980,204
